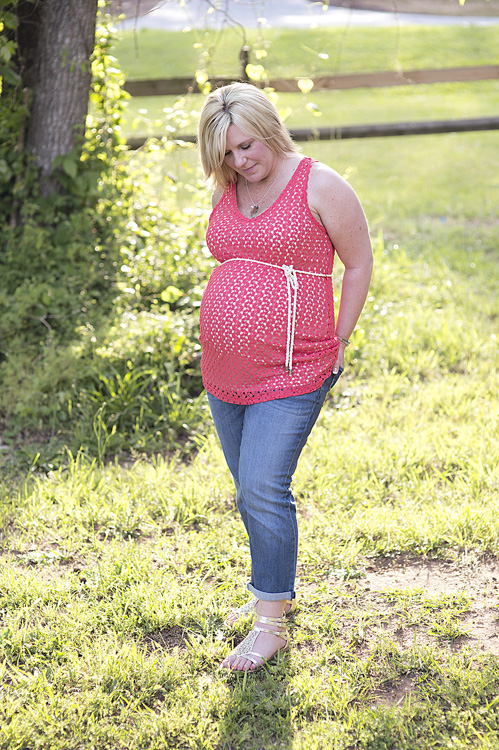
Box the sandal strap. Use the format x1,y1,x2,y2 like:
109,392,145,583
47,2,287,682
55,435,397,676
225,597,297,627
243,652,265,666
254,624,287,638
231,618,289,660
233,597,258,617
255,614,287,626
254,621,289,648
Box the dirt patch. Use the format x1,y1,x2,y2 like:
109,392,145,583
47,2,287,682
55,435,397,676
144,625,189,653
3,544,88,575
373,675,419,708
300,554,499,659
362,555,499,603
358,555,499,655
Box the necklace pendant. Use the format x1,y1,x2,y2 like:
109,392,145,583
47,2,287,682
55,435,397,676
249,204,259,217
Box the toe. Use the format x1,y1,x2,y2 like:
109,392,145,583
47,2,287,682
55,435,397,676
236,657,254,671
222,653,237,669
222,653,243,670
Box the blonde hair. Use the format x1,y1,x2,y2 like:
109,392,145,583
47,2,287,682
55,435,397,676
197,83,298,191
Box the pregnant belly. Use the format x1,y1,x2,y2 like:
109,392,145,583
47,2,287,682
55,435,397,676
200,262,287,359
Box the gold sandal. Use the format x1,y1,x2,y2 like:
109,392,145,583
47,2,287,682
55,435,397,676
224,596,296,627
223,612,290,672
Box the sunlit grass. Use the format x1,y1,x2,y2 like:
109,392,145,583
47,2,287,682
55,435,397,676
2,26,499,748
113,25,499,80
1,197,499,744
2,362,499,747
120,80,499,139
131,129,499,227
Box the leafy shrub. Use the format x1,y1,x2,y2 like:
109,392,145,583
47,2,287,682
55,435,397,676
0,10,128,351
0,10,213,464
0,146,213,461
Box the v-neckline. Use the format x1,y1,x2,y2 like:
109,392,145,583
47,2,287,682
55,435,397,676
232,157,307,221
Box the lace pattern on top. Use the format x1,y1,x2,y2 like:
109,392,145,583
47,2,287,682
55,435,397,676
199,157,340,405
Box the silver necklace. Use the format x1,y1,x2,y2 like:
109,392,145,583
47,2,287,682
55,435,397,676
245,159,285,218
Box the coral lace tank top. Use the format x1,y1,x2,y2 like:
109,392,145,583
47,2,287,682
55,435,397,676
199,157,340,405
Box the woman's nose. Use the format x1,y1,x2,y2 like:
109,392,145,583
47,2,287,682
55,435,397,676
233,151,246,168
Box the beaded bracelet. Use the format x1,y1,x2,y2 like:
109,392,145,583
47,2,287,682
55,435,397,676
337,334,351,346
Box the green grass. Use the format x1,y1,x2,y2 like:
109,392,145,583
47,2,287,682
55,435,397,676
306,130,499,226
120,80,499,139
1,125,499,747
129,128,499,228
113,24,499,143
113,25,499,80
2,22,499,750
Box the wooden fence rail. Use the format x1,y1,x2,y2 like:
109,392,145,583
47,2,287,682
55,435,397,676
123,64,499,97
126,116,499,149
124,60,499,147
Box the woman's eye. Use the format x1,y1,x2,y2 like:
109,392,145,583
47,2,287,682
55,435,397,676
241,144,251,150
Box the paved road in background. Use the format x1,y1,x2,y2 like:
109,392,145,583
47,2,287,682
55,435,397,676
120,0,499,30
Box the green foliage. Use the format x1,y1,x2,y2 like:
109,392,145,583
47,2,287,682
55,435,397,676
0,4,36,219
62,143,213,459
0,8,211,459
0,149,212,459
0,11,127,352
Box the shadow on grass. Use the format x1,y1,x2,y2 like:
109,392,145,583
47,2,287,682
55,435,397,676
217,651,293,750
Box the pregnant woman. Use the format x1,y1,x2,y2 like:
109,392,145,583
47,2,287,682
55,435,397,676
197,83,373,672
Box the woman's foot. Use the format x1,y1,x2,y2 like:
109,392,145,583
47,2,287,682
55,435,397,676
222,600,290,672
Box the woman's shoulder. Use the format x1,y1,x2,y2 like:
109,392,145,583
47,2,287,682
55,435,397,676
309,159,351,189
308,159,360,204
306,158,367,234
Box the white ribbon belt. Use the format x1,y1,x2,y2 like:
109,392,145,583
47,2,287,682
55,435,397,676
222,257,332,376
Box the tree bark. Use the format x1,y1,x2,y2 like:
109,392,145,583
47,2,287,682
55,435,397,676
18,0,98,192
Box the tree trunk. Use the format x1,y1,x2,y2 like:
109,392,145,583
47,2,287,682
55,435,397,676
18,0,98,193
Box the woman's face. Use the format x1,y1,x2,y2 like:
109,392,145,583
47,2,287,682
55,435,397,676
224,123,276,183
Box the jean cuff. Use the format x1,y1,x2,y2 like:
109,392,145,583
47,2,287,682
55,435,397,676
247,583,295,602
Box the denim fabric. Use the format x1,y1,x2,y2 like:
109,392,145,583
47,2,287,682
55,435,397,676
207,370,341,601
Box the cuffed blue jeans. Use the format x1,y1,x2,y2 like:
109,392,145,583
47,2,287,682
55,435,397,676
207,370,342,602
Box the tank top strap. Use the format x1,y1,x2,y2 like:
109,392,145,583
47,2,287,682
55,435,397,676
285,156,314,204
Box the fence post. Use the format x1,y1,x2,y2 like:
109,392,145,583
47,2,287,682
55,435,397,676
240,46,250,82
